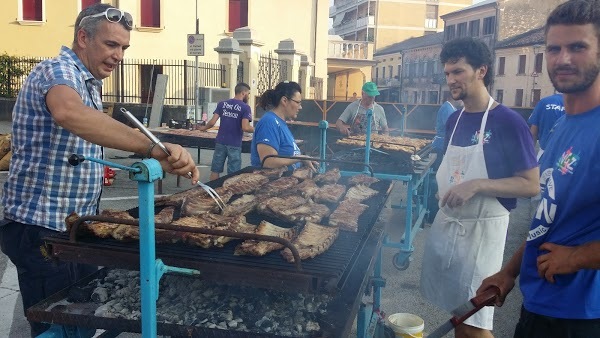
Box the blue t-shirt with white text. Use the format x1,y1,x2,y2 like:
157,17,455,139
214,98,252,147
528,94,564,150
520,106,600,319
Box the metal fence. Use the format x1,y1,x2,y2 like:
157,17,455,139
0,56,49,98
257,52,288,95
0,56,225,106
102,59,225,106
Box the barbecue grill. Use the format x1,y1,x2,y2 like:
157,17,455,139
313,113,435,337
30,156,394,337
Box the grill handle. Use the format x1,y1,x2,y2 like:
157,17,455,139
66,215,304,271
261,154,375,177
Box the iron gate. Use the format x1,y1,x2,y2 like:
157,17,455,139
257,51,288,95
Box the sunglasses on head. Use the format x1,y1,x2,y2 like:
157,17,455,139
80,8,133,28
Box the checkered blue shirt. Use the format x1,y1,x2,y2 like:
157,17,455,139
2,46,104,232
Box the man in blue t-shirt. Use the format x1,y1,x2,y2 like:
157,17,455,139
478,1,600,337
199,83,254,181
528,93,564,161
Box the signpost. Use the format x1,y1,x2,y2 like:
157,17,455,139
188,0,203,121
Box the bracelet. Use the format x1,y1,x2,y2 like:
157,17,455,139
145,141,157,158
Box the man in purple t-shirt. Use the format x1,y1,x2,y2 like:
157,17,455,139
199,83,254,180
420,37,539,338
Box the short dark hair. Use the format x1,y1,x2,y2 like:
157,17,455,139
234,82,250,95
440,37,493,87
545,0,600,40
73,4,132,46
258,81,302,110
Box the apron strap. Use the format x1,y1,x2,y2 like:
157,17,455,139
448,96,495,145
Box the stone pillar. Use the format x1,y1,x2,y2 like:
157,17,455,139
233,27,264,113
214,38,243,98
299,54,314,98
275,39,302,83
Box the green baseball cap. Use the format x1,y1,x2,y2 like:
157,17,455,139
362,82,380,97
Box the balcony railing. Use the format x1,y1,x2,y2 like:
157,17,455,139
375,77,401,87
425,18,437,29
356,15,374,29
333,0,357,13
328,40,372,60
334,20,358,36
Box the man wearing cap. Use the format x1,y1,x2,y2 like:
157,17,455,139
336,82,389,136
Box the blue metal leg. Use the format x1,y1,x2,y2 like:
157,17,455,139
36,324,96,338
138,180,158,338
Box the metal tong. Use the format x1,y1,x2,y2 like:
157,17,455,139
120,108,225,211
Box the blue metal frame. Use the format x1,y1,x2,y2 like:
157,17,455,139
320,110,431,338
37,157,199,338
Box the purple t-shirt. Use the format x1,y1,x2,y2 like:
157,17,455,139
215,98,252,147
444,104,537,210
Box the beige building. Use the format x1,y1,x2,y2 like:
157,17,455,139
0,0,330,105
329,0,471,51
441,0,497,50
493,27,553,108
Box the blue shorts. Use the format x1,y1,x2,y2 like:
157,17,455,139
211,143,242,174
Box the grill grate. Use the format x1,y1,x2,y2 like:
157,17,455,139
46,169,391,293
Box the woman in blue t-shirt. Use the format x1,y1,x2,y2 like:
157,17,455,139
250,81,317,170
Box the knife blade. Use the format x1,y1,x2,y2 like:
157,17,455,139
427,286,500,338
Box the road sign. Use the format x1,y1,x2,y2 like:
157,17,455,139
187,34,204,56
531,71,538,77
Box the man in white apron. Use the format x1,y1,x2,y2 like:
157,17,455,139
420,37,539,338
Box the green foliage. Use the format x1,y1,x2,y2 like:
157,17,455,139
0,53,30,98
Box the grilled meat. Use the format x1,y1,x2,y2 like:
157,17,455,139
280,179,319,199
344,184,378,202
221,194,260,216
234,220,298,256
222,173,270,195
313,184,346,204
154,186,208,207
256,177,299,198
329,200,369,232
348,174,380,187
181,187,233,216
281,222,339,263
292,167,314,181
173,214,253,248
257,195,307,219
155,206,175,224
253,167,286,179
314,168,341,185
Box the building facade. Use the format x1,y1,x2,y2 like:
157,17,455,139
1,0,330,104
329,0,471,51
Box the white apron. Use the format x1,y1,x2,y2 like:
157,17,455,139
420,97,510,330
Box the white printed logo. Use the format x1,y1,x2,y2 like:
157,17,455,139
527,225,550,241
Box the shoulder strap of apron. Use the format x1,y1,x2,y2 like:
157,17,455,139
448,96,495,145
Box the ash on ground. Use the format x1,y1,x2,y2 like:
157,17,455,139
87,269,329,336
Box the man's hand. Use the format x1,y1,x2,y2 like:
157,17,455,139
297,154,319,172
440,179,481,208
154,143,200,184
338,125,351,136
537,243,580,283
477,270,516,307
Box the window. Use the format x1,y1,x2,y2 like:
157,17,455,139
229,0,248,32
497,57,505,75
445,25,456,41
534,53,544,73
496,89,504,104
22,0,42,21
421,91,426,104
483,16,495,35
375,67,379,80
141,0,161,28
532,89,541,106
397,64,402,79
469,20,480,37
515,89,524,107
425,4,438,29
382,66,386,79
81,0,100,10
457,22,467,37
422,61,427,77
389,65,393,79
518,55,526,74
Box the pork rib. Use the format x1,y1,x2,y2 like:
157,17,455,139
329,199,369,232
222,173,270,195
281,222,339,262
348,174,380,187
314,168,341,185
234,220,298,256
313,184,346,204
344,184,378,202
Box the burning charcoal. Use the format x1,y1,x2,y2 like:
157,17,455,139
228,320,238,328
91,287,108,303
306,321,320,332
